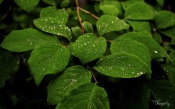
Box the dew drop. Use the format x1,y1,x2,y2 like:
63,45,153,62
154,50,158,53
140,72,143,75
109,67,112,70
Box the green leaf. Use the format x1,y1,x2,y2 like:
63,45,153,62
40,7,69,24
163,65,175,85
169,50,175,62
34,17,72,41
154,10,175,29
117,32,168,59
95,53,151,78
1,28,58,52
96,15,129,35
73,33,106,64
71,26,82,37
102,31,122,41
111,38,151,67
61,0,70,8
152,32,162,44
48,66,91,105
149,80,175,109
124,2,154,20
99,1,122,16
100,5,119,16
82,21,93,33
14,0,39,12
121,0,144,12
127,20,151,33
156,0,164,7
171,38,175,45
0,50,19,88
163,50,175,84
121,1,133,12
42,0,56,5
28,43,70,85
56,83,110,109
160,26,175,38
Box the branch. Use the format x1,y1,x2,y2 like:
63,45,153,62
79,8,99,20
75,0,84,34
88,66,98,83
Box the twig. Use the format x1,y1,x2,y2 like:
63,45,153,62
88,66,98,83
91,69,98,83
79,8,99,20
75,0,84,34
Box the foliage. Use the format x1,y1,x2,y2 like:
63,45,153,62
0,0,175,109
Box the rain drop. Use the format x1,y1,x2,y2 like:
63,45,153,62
140,72,143,75
42,68,45,71
154,50,158,53
109,67,113,70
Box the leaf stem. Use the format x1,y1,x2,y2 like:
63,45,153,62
79,8,99,20
88,66,98,83
75,0,84,34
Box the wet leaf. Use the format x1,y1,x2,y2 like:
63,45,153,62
111,38,151,67
82,21,93,33
124,2,154,20
95,53,151,78
160,26,175,38
73,33,106,64
34,17,72,41
1,28,58,52
171,38,175,45
71,26,82,37
99,1,122,16
154,10,175,29
96,15,129,35
14,0,39,12
28,43,70,85
163,50,175,84
117,32,168,59
42,0,56,5
56,83,110,109
40,6,69,24
163,65,175,85
61,0,70,8
48,66,91,105
127,20,151,33
152,32,162,44
156,0,164,7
